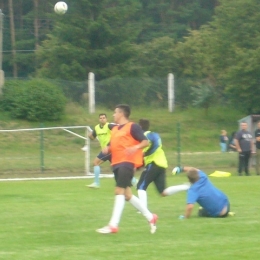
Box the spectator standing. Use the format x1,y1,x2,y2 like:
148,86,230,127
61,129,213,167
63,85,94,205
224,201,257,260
220,130,228,152
235,122,254,176
255,121,260,175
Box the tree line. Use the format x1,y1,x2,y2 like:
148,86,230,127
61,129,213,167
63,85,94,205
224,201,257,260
1,0,260,114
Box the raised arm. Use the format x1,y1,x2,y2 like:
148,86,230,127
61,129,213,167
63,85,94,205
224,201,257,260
172,166,199,175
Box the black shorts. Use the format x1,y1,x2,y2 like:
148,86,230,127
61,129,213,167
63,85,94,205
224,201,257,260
113,166,134,188
137,162,166,194
97,151,111,162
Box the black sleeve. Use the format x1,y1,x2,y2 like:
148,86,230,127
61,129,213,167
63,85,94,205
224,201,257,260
130,123,147,142
91,128,97,138
108,123,117,130
235,131,241,141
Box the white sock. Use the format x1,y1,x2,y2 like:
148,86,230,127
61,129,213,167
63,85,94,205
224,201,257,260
137,189,147,208
163,184,190,196
129,195,153,221
109,195,125,227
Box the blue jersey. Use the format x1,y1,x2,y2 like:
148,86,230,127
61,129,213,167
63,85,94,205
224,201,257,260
187,170,229,217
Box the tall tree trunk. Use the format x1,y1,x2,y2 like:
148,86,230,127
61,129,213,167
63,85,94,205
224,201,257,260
34,0,39,50
8,0,17,77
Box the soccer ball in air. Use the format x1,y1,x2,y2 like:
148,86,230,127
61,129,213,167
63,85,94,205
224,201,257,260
54,1,68,15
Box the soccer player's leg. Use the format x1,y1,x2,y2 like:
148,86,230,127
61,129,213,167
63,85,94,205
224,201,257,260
87,152,110,188
116,166,157,234
137,164,155,208
244,151,251,176
96,168,125,234
238,152,244,176
220,203,235,217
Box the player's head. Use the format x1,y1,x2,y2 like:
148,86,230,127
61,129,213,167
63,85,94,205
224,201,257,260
113,104,131,123
99,113,107,125
187,168,199,184
139,119,150,131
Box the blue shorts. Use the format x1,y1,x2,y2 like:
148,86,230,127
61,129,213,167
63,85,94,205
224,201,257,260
97,151,111,162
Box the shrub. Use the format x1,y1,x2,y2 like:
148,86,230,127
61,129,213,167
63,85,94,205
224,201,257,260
1,79,66,121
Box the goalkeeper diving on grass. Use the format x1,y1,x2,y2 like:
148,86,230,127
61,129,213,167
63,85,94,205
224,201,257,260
172,166,235,219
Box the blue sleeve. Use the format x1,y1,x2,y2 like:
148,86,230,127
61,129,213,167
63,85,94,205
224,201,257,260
144,132,161,156
187,189,198,204
198,170,208,178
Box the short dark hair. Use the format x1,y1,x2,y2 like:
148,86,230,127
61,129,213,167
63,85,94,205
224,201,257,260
99,113,107,118
115,104,131,118
139,119,150,131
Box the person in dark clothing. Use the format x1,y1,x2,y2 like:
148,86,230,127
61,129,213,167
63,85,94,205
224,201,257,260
235,122,254,176
255,121,260,175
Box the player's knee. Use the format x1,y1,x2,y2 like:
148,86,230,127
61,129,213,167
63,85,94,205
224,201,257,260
93,161,99,166
93,158,102,166
125,194,131,201
137,186,147,192
161,191,166,197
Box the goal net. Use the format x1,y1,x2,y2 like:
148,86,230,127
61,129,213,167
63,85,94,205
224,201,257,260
0,126,112,181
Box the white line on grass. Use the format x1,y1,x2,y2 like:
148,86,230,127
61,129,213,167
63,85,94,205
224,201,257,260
0,174,114,182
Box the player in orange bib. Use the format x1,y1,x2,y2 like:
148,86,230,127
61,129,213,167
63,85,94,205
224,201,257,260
96,104,158,234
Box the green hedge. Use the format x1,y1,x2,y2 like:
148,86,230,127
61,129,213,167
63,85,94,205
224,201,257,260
0,79,66,121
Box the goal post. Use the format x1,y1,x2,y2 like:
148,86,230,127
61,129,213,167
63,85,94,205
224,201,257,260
0,125,94,180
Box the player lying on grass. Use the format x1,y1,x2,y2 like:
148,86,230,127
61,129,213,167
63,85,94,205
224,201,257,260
172,166,235,219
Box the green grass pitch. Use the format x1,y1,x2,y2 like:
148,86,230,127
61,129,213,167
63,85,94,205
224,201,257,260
0,175,260,260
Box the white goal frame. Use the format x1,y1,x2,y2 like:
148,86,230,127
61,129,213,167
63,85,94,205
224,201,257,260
0,125,101,181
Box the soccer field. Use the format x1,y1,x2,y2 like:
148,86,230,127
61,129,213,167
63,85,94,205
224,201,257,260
0,175,259,260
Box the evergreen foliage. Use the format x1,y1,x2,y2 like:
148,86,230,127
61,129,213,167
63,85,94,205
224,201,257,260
1,0,260,114
191,82,216,115
0,79,66,121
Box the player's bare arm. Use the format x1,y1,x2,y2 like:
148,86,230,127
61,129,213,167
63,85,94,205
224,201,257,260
88,133,95,140
102,146,110,154
184,204,194,218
